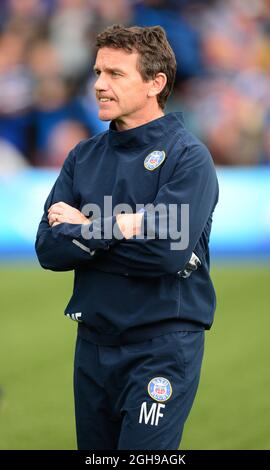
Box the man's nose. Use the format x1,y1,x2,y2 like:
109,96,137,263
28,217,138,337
94,73,109,92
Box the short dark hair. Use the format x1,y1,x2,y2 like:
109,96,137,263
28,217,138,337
96,24,176,110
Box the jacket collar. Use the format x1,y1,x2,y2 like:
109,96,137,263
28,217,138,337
108,112,185,148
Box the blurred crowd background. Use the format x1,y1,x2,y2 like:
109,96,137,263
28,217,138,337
1,0,270,172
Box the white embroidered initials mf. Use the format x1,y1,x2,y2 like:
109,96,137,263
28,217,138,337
139,402,165,426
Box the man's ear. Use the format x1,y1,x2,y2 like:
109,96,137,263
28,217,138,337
147,73,167,98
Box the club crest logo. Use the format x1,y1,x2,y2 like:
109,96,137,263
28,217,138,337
144,151,166,171
147,377,172,402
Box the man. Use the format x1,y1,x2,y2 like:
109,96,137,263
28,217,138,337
35,24,218,450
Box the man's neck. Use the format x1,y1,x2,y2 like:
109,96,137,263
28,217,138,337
114,107,165,132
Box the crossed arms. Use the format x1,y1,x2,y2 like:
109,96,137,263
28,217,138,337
35,144,218,277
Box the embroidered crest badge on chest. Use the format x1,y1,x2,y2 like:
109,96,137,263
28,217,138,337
144,150,166,171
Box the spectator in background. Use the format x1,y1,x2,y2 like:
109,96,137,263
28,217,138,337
132,0,204,80
46,120,89,167
26,37,107,165
93,0,132,32
1,0,49,43
0,25,34,160
49,0,94,79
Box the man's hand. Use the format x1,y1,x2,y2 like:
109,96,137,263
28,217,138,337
48,202,89,227
116,212,144,239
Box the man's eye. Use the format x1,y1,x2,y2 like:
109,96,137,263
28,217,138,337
112,71,121,77
94,70,100,76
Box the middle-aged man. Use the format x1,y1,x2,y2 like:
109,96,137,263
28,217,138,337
36,24,219,450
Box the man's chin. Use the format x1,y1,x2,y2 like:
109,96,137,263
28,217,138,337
98,111,116,122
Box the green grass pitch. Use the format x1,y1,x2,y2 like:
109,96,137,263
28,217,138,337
0,264,269,449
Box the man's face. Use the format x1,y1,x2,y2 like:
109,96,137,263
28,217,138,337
94,47,152,126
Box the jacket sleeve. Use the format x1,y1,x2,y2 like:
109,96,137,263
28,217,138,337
88,143,219,277
35,144,121,271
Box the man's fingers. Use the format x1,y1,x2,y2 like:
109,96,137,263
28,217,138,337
48,214,56,226
48,208,62,216
48,212,64,226
48,206,62,214
48,201,69,213
48,205,60,214
48,205,87,225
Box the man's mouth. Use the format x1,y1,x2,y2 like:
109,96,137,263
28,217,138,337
99,98,114,102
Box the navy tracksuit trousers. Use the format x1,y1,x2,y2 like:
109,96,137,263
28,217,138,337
74,330,204,450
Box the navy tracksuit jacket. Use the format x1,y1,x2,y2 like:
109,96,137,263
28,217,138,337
35,112,218,344
35,112,218,450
